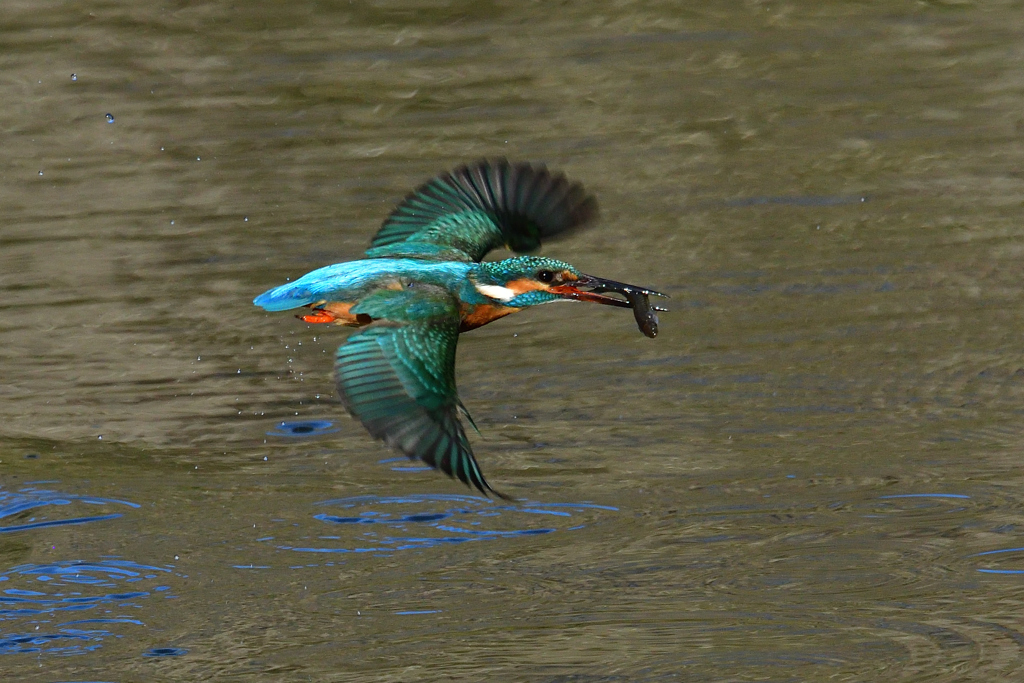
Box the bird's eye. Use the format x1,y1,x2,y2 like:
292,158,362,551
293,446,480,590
537,270,554,283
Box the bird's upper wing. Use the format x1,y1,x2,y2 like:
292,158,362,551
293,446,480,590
364,159,598,263
336,286,510,499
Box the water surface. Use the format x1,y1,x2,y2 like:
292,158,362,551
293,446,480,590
3,2,1024,680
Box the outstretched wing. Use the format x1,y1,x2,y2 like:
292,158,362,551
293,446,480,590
335,287,511,499
365,159,598,262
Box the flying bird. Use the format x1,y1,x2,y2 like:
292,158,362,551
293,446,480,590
254,159,666,499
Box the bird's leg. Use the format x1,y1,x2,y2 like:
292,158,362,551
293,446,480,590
298,307,337,324
298,302,373,326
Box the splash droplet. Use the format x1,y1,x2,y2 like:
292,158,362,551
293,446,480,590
105,113,114,123
71,73,77,81
38,171,43,176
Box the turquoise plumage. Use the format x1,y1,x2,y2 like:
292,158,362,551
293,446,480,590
255,159,666,498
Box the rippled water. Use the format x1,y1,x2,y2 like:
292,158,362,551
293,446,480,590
3,1,1024,681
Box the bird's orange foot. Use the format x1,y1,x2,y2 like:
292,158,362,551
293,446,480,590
298,309,336,324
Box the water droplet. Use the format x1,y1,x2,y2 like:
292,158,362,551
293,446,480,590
263,456,268,461
97,435,102,440
160,147,164,151
71,73,77,81
244,217,248,222
105,113,114,123
170,220,174,225
174,555,179,560
38,171,43,176
196,157,201,161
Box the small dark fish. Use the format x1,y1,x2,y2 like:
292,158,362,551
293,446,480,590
625,290,659,338
579,277,668,338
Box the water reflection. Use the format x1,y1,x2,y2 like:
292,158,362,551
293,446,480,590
378,456,433,473
0,487,139,534
3,0,1024,677
0,560,178,656
275,494,616,554
266,420,339,438
142,646,188,657
972,547,1024,575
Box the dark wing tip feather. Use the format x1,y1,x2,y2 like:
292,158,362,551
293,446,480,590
450,158,599,241
370,158,598,261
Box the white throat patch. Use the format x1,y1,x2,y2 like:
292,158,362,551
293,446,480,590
474,283,517,302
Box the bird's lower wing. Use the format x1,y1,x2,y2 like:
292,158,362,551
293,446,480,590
335,289,510,499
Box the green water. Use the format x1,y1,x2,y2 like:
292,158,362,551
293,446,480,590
3,1,1024,680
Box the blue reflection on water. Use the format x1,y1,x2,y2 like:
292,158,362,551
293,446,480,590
266,420,339,437
277,494,617,554
143,646,188,657
0,560,179,657
377,456,433,472
972,546,1024,574
973,547,1024,557
395,610,441,615
0,628,110,656
0,487,139,534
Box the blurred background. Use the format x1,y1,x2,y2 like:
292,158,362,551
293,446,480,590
2,1,1024,680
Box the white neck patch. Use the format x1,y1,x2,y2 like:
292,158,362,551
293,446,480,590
474,283,517,302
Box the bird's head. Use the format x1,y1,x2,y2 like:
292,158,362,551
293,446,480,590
474,256,665,309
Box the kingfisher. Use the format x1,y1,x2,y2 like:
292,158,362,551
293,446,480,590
254,159,666,499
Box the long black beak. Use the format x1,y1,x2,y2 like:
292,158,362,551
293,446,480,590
575,274,669,309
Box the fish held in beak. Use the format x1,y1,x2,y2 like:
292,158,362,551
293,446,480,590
551,274,668,338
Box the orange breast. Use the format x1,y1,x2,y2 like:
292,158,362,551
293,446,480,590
460,303,519,331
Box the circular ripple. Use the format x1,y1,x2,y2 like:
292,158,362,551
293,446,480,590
0,486,139,533
278,494,617,554
266,420,339,438
143,647,188,657
971,547,1024,575
0,560,178,656
851,493,974,519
